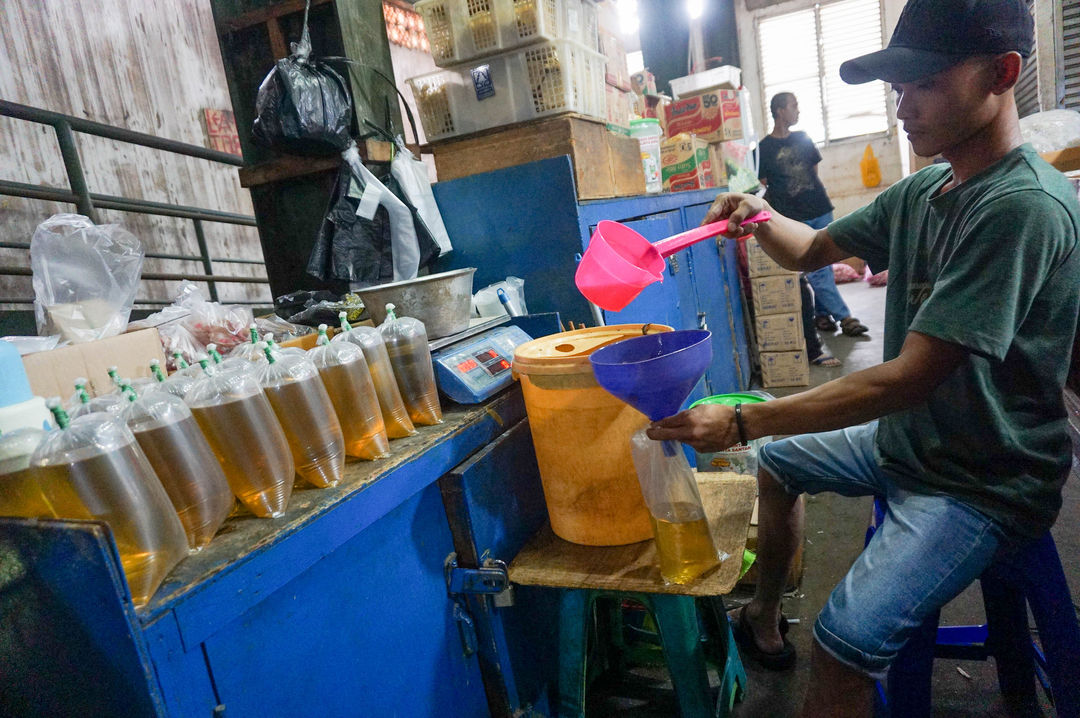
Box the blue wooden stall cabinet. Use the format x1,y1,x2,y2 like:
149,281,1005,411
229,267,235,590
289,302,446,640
432,155,751,399
0,389,563,717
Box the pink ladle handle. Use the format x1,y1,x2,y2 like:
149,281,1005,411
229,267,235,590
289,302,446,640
654,210,772,258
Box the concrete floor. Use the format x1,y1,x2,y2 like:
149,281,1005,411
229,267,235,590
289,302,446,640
594,279,1080,717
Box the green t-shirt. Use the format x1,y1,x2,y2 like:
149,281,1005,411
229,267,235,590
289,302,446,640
829,145,1080,537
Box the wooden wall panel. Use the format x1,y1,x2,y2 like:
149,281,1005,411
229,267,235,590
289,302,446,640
0,0,271,310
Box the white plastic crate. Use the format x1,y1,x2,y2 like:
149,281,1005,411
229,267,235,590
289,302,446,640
416,0,598,68
408,39,606,142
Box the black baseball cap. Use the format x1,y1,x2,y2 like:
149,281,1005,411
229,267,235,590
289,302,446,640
839,0,1035,85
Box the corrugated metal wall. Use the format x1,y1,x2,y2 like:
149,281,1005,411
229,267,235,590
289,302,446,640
0,0,270,309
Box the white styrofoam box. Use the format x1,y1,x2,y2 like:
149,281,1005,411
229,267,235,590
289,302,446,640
669,66,742,100
751,272,801,316
761,350,810,388
407,39,606,142
755,312,805,352
417,0,598,68
746,238,787,277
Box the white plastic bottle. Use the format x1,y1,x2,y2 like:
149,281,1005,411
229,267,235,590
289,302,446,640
630,118,663,194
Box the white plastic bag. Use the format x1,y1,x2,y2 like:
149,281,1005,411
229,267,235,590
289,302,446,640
390,137,453,255
473,277,527,317
30,214,145,343
342,144,420,282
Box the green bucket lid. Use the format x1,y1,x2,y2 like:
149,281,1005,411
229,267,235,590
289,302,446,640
690,392,769,408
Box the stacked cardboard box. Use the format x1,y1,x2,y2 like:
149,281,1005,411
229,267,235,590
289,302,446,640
659,133,725,192
747,238,809,387
595,0,635,132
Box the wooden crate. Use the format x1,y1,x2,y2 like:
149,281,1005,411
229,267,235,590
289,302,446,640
426,114,646,200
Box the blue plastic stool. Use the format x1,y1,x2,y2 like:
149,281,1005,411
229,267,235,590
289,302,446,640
557,589,747,718
867,498,1080,717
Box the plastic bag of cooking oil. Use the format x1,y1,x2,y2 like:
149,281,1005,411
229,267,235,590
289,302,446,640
184,362,295,518
630,429,724,585
377,304,442,426
122,390,234,550
0,427,51,518
255,342,345,488
32,403,188,607
333,311,416,438
308,325,389,460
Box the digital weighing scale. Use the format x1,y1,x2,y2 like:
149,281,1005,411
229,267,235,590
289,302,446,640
430,318,532,404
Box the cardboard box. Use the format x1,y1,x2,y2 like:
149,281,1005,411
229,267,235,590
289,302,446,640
599,29,631,91
751,273,801,316
630,70,657,96
746,238,787,277
429,115,646,200
1040,146,1080,173
669,65,742,99
756,313,805,352
605,84,633,130
21,328,167,399
664,89,743,142
761,350,810,388
660,134,718,192
707,143,728,187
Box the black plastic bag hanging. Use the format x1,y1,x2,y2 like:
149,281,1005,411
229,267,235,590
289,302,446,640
306,145,440,288
252,2,352,156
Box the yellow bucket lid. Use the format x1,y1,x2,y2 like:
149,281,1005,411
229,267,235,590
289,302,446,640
513,324,672,376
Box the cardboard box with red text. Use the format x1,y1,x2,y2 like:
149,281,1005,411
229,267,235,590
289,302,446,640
660,134,718,192
663,90,743,142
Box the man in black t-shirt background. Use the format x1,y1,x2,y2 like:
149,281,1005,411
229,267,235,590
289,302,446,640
758,93,869,339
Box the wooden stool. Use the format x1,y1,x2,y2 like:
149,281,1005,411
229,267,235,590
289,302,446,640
509,475,757,718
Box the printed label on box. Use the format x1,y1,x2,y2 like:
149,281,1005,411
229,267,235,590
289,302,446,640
746,238,787,277
471,65,495,100
663,90,743,143
719,90,743,141
752,273,801,316
661,134,717,192
756,313,805,351
761,351,810,388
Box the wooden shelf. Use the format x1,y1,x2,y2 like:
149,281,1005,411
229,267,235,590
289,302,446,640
237,138,400,188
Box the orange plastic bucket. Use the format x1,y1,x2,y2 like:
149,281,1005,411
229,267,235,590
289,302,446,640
513,324,672,546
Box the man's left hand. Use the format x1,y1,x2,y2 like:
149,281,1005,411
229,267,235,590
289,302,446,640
646,404,741,452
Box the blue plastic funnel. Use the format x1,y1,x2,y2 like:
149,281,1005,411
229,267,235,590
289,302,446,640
589,330,712,421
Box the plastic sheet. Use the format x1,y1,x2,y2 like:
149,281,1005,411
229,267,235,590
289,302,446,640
1019,110,1080,153
30,214,145,343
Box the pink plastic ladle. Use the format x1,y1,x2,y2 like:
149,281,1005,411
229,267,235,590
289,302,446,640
576,210,772,312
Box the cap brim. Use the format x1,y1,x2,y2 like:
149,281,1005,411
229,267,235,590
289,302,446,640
839,46,965,84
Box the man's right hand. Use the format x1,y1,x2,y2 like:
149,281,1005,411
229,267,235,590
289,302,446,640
704,193,771,237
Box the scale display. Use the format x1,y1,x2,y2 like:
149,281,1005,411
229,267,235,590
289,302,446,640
432,326,532,404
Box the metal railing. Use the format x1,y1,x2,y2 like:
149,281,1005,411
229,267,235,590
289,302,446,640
0,100,269,305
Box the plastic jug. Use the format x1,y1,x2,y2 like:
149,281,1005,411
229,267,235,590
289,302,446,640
0,339,51,433
32,402,189,607
333,311,416,439
123,390,234,550
184,362,295,518
378,304,442,426
0,427,52,518
308,325,389,461
256,342,345,489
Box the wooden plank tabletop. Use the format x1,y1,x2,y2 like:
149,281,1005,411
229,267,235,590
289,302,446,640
509,474,757,596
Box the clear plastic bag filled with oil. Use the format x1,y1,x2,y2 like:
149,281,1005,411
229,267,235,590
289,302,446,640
0,427,51,518
184,362,295,518
377,304,442,426
123,389,234,550
255,342,345,489
32,403,189,607
308,325,389,461
332,311,416,438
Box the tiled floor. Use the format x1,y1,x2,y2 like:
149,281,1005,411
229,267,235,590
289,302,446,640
595,278,1079,717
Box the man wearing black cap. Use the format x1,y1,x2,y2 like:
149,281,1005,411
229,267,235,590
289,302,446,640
649,0,1080,715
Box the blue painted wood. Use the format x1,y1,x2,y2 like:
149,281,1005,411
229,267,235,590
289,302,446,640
199,483,487,718
440,420,559,716
142,613,219,717
0,518,164,717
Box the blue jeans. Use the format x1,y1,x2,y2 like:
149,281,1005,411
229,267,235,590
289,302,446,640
757,423,1008,679
801,211,852,322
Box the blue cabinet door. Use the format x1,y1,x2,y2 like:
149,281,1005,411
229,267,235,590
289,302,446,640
682,203,751,394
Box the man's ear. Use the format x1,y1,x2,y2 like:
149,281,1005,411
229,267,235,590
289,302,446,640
991,52,1023,95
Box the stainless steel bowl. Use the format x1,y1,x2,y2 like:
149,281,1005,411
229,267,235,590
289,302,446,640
356,268,477,339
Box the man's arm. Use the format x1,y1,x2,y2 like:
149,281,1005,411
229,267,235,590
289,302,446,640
707,192,851,272
647,331,967,452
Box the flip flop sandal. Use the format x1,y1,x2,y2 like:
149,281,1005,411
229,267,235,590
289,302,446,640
730,605,797,670
810,354,841,367
815,316,838,332
840,317,869,336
